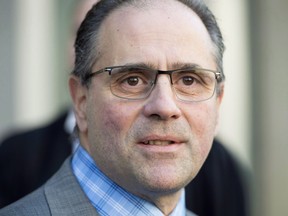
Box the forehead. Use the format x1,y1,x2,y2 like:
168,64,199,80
96,0,216,69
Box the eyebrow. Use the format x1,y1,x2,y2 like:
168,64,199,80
121,62,202,70
171,62,201,70
122,62,155,69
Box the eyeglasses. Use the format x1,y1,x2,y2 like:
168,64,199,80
84,65,223,102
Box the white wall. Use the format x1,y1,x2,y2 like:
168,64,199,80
13,0,57,127
0,0,15,138
0,0,70,138
250,0,288,215
208,0,252,167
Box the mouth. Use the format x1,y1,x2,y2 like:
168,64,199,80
142,140,176,146
138,137,185,154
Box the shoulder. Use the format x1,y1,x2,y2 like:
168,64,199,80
0,186,50,216
0,158,71,216
0,158,99,216
43,158,99,215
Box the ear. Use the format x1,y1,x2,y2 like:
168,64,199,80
69,75,88,133
214,83,225,136
216,83,225,106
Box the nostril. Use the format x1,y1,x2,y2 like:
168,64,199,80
149,114,162,120
146,108,181,121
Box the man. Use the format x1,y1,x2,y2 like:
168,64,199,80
0,0,240,215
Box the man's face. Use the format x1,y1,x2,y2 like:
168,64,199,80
71,1,224,199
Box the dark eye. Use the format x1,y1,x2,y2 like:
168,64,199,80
126,76,140,86
182,76,195,85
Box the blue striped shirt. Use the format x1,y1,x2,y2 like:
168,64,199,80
72,145,186,216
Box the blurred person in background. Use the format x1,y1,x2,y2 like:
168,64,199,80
0,0,247,215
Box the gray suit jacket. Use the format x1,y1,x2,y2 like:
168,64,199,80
0,158,196,216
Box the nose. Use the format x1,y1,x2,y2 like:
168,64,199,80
143,75,181,120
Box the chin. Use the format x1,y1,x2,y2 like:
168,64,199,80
137,167,194,195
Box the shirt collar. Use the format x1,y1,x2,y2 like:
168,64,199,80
72,145,186,216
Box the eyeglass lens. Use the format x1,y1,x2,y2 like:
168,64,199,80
108,66,217,102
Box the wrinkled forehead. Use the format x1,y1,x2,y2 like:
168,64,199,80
97,0,214,50
94,0,216,69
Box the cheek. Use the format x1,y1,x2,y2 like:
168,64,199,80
186,105,217,135
184,102,218,155
85,100,125,162
88,99,140,139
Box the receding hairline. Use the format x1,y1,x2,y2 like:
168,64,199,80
94,0,218,66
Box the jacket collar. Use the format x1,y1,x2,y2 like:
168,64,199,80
44,157,99,216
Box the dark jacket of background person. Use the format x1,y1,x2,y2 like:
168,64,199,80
0,111,247,216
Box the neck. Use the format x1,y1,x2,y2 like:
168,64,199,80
142,189,183,215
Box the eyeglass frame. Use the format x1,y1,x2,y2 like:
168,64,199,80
83,65,224,102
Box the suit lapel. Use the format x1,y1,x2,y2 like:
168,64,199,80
44,158,99,216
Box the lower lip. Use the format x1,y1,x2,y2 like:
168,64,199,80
137,142,184,153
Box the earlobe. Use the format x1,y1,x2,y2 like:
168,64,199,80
216,83,225,106
69,75,88,133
